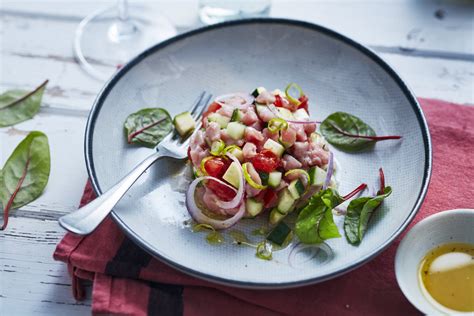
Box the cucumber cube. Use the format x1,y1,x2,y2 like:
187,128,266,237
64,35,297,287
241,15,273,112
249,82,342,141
263,139,285,157
226,122,246,140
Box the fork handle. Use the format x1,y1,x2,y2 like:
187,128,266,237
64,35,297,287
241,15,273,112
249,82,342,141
59,151,164,235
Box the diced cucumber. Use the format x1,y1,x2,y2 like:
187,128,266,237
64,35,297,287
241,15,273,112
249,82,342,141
255,104,267,117
288,179,305,199
308,166,327,186
229,147,244,162
207,112,230,128
222,161,241,188
269,208,287,225
263,139,285,157
268,171,282,188
173,111,196,137
266,222,291,246
277,107,294,120
277,188,295,214
246,198,264,217
258,172,269,186
226,122,246,140
230,109,243,122
293,108,310,121
251,87,266,98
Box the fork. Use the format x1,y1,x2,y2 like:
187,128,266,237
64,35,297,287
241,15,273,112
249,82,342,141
58,92,212,235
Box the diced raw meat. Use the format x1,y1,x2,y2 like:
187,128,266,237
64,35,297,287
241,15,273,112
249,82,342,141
255,90,275,104
244,127,264,145
291,141,329,168
205,122,221,142
256,106,277,122
303,123,317,135
262,128,279,142
245,183,261,198
281,154,302,170
241,106,259,125
292,124,307,141
217,104,235,117
242,142,257,160
280,127,297,147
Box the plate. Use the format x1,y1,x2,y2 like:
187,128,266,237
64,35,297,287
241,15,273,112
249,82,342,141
85,19,432,288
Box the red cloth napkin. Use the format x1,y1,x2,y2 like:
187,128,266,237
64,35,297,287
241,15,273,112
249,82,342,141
54,98,474,316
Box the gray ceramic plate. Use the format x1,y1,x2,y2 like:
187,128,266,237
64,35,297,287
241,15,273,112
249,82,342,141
85,19,432,288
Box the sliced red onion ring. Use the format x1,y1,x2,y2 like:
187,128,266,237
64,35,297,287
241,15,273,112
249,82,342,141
217,153,244,209
286,119,321,125
288,242,334,268
185,189,246,230
215,93,254,109
323,152,334,190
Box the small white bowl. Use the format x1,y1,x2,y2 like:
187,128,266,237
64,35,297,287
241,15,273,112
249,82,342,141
395,209,474,315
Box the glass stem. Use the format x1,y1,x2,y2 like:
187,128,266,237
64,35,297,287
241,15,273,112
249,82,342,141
118,0,129,22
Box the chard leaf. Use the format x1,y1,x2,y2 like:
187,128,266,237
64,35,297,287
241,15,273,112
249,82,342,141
0,80,48,127
124,108,173,148
344,187,392,245
320,112,400,152
0,131,51,230
295,189,343,244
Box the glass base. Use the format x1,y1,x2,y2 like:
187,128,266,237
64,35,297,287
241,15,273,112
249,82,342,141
74,4,177,81
199,0,271,25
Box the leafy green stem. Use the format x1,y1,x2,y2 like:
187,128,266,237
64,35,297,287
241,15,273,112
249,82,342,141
3,79,49,109
1,156,30,230
378,167,385,194
328,122,401,141
342,183,367,200
127,116,167,144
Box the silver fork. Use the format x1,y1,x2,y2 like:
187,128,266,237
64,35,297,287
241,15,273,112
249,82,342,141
59,92,212,235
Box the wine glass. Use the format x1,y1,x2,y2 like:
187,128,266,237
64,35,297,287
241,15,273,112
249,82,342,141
74,0,177,81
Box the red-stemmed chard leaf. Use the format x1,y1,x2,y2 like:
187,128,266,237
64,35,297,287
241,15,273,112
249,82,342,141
0,131,51,230
320,112,401,152
0,80,48,127
124,108,173,148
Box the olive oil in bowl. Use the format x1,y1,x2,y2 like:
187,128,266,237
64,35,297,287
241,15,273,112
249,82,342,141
419,243,474,313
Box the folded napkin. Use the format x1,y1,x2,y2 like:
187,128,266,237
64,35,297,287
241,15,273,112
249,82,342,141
54,98,474,316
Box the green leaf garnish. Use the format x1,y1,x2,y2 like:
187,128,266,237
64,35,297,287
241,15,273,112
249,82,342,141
295,188,343,244
320,112,401,152
124,108,173,148
0,131,51,230
0,80,48,127
344,187,392,245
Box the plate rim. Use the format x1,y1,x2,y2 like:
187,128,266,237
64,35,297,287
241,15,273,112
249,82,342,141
84,18,433,289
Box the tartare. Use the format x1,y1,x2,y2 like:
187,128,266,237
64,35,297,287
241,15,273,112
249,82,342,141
183,84,335,230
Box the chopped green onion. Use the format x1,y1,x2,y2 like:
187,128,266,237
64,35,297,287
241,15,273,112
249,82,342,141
192,223,215,232
256,241,273,260
242,163,268,190
210,140,225,156
285,83,304,105
200,156,214,175
284,169,310,183
268,118,289,133
223,144,241,154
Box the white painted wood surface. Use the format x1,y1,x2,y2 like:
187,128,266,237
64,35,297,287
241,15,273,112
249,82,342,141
0,1,473,315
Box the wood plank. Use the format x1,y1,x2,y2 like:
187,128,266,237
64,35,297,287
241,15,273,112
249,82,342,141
0,217,91,315
1,0,473,58
0,113,89,217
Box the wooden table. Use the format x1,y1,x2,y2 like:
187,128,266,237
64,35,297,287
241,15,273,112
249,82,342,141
1,1,473,314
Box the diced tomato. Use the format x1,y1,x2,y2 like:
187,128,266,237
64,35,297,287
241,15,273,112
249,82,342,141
274,95,284,107
204,157,230,178
298,95,309,113
203,157,235,201
202,102,222,124
206,180,236,201
252,149,280,173
254,189,278,209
